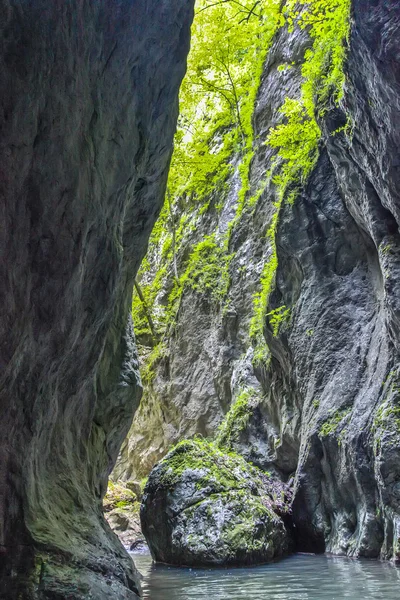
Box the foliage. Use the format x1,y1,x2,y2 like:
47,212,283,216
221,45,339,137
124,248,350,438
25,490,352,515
216,387,260,450
132,0,285,378
268,0,351,201
141,342,168,385
374,403,400,433
267,305,291,337
133,0,352,386
173,234,232,305
249,199,281,361
267,98,321,204
140,477,148,493
373,371,400,439
292,0,351,109
169,0,283,205
319,408,351,438
249,0,351,360
131,262,168,341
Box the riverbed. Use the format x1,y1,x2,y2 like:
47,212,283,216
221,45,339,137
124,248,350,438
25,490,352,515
131,552,400,599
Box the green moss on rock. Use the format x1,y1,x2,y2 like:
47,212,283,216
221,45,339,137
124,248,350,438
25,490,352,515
319,408,351,438
140,438,291,567
216,388,260,450
157,437,262,491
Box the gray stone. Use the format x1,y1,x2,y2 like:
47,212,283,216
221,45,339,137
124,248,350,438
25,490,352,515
118,0,400,563
141,439,291,566
0,0,194,597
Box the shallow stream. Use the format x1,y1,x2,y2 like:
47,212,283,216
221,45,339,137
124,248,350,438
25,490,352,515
132,552,400,599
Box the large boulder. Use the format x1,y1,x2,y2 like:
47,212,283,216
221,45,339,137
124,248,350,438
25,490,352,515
141,439,291,566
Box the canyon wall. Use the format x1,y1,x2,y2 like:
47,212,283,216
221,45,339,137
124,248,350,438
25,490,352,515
118,0,400,561
0,1,193,597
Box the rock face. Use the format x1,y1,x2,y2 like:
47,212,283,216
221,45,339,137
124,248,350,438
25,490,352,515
288,0,400,559
0,1,193,598
119,0,400,562
103,482,143,551
141,440,290,566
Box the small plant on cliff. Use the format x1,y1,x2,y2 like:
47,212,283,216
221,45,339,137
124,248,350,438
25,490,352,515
373,370,400,440
319,407,352,438
141,342,168,385
267,305,291,337
249,199,281,362
175,235,232,304
216,387,260,450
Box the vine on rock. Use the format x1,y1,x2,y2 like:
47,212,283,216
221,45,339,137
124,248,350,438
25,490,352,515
249,0,351,364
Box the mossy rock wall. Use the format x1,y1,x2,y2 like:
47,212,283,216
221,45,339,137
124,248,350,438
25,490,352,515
119,0,400,562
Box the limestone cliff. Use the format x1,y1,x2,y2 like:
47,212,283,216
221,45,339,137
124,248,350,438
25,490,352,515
0,1,193,597
117,0,400,561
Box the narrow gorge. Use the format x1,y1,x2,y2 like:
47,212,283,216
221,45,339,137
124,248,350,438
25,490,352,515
115,0,400,566
1,0,400,599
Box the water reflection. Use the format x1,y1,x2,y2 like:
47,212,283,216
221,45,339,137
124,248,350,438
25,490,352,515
131,552,400,600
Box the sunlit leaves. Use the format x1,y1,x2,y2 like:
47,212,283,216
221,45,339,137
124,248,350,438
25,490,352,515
168,0,283,203
250,0,351,361
267,0,351,204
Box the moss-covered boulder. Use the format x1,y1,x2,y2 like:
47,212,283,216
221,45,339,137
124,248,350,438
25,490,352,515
140,439,291,566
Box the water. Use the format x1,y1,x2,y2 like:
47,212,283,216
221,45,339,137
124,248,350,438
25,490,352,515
132,552,400,600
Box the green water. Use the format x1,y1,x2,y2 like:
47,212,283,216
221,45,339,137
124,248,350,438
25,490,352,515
132,552,400,599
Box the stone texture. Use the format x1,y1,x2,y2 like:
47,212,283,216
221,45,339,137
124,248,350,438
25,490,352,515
141,439,290,566
0,0,194,597
287,0,400,559
119,0,400,562
103,481,143,550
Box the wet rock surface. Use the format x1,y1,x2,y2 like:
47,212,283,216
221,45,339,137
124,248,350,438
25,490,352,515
141,440,291,567
118,0,400,562
0,0,193,597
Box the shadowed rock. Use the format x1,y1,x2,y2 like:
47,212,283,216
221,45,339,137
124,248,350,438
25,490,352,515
0,0,194,597
141,439,291,567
